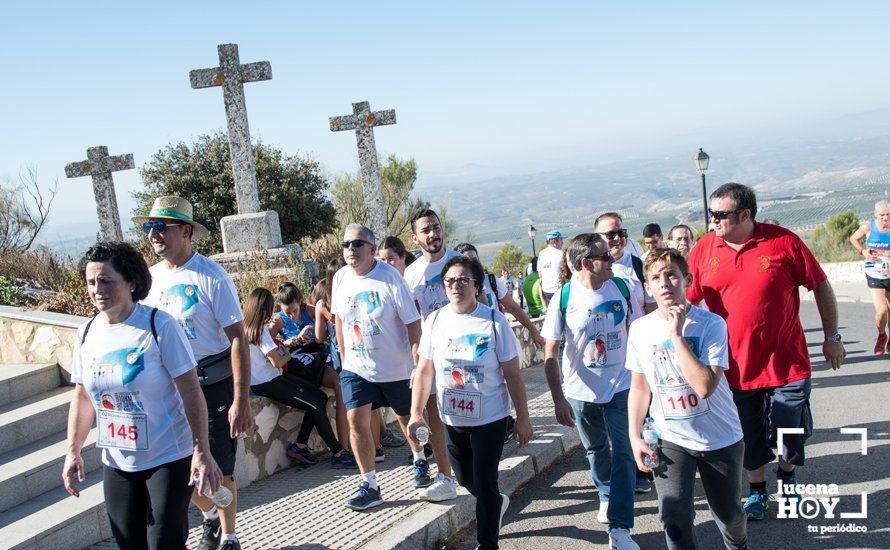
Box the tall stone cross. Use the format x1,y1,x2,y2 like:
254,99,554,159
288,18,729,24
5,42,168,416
190,43,271,215
65,146,134,242
330,101,396,241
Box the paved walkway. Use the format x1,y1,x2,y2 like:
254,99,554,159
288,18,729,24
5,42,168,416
92,363,567,549
454,301,890,549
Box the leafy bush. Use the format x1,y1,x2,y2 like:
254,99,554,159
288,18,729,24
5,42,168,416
805,210,861,263
0,247,72,291
0,276,33,307
34,269,96,317
227,249,315,305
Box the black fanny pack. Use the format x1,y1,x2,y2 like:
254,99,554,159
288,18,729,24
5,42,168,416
196,347,233,386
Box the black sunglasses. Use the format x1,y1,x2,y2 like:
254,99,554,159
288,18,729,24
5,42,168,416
586,252,613,263
599,229,628,240
142,220,183,234
342,239,370,249
708,208,742,220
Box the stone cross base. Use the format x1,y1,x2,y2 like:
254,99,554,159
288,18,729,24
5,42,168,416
220,210,284,253
211,243,311,275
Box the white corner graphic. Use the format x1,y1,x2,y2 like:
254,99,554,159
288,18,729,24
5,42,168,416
840,427,868,455
840,491,868,519
776,427,805,459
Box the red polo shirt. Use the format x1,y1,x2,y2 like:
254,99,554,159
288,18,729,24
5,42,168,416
686,223,826,390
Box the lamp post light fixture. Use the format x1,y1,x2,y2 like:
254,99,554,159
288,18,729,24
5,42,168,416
694,148,710,225
528,224,537,258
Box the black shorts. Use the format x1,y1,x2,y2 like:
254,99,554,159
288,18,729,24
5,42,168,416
866,275,890,290
288,344,328,387
202,377,237,476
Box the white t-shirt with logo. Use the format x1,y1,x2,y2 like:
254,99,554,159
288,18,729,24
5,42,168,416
332,261,421,382
71,304,196,472
419,303,518,427
144,253,243,362
625,306,743,452
404,248,462,319
612,251,655,317
248,327,281,386
537,246,564,294
541,280,631,403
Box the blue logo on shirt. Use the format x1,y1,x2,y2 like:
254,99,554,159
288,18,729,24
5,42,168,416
590,300,626,327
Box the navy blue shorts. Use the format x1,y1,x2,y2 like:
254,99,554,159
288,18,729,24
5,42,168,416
731,377,813,470
340,370,412,416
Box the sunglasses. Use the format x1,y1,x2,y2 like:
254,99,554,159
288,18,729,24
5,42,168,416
443,276,476,288
708,209,742,220
341,239,370,249
599,229,628,240
141,220,183,234
586,252,613,263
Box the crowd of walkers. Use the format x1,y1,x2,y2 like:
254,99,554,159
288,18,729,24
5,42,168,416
61,182,863,549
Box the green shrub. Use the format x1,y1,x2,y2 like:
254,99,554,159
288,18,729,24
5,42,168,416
0,275,32,307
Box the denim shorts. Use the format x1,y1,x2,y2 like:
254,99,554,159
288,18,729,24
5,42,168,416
340,370,412,416
731,377,812,470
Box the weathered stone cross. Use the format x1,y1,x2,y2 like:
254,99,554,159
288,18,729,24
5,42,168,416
65,146,134,242
330,101,396,241
190,43,271,215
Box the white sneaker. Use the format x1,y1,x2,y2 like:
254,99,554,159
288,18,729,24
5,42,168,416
608,528,639,550
498,493,510,530
597,500,609,524
418,473,457,502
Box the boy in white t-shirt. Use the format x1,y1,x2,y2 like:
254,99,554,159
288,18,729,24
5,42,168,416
626,248,747,550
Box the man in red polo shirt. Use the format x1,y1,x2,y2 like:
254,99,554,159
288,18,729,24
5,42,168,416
686,183,846,521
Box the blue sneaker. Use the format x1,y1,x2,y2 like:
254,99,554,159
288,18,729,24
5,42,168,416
344,481,382,511
287,444,318,465
778,470,800,504
413,459,433,488
381,427,407,447
744,490,769,520
331,450,359,470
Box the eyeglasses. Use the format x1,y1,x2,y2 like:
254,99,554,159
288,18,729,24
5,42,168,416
708,209,742,220
586,252,613,263
443,276,475,288
142,221,183,234
341,239,370,249
598,229,628,240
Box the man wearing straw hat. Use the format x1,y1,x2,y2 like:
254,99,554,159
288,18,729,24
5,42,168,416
135,196,252,550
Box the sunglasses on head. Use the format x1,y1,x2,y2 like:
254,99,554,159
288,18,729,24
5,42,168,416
341,239,370,249
709,208,742,220
141,220,183,234
599,229,628,240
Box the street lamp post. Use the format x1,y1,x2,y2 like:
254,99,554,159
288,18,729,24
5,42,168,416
694,148,710,225
528,224,537,259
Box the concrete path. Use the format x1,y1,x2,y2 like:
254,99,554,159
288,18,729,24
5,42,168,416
453,301,890,549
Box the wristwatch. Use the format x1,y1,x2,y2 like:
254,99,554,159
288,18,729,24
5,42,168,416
827,332,843,343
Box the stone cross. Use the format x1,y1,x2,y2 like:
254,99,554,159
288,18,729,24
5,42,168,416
65,146,134,242
190,43,271,215
330,101,396,241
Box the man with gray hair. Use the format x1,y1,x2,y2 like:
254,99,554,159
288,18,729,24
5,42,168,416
850,199,890,355
331,223,429,510
541,233,640,549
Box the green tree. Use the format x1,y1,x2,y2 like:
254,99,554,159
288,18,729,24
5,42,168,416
492,243,531,278
805,210,861,262
133,133,335,255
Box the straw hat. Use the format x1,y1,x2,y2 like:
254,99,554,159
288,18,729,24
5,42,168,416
131,196,210,241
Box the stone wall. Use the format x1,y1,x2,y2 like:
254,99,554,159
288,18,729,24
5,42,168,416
819,261,863,283
0,306,83,383
510,316,545,368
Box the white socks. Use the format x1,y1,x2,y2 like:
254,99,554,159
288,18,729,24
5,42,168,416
412,450,425,462
202,506,219,520
222,533,238,542
362,470,378,490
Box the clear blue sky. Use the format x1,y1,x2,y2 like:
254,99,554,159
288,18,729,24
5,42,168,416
3,1,889,243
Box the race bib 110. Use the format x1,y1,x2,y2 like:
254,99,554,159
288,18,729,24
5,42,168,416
656,384,710,420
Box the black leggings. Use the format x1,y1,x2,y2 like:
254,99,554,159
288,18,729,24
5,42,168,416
252,373,342,453
103,455,192,550
446,416,508,550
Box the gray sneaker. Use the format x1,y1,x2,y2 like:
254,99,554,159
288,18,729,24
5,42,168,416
344,481,383,511
413,459,433,488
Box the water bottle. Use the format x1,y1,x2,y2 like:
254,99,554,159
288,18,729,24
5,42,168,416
193,471,233,508
641,417,660,469
415,426,430,446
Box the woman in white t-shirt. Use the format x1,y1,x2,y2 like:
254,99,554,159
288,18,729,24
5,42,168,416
243,288,357,470
63,242,222,550
625,248,746,550
408,256,533,550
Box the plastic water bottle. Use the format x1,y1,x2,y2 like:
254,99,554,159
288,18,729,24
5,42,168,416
415,426,430,446
193,472,233,508
641,417,660,469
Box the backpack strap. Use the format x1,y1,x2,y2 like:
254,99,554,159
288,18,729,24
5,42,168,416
631,255,645,285
611,277,633,327
487,273,500,307
558,282,572,337
490,306,498,354
80,307,160,346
